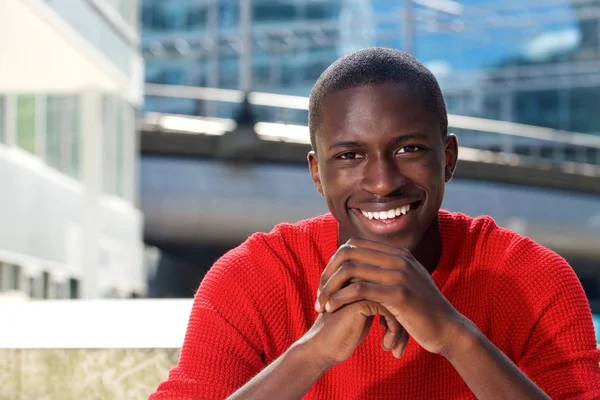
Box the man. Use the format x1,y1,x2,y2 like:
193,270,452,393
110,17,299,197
151,48,600,399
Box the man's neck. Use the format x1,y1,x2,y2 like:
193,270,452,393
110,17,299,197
412,215,443,274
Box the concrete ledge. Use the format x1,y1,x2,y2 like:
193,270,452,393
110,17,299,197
0,300,597,399
0,348,178,400
0,299,192,349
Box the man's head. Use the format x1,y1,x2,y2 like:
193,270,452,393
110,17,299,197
307,47,458,252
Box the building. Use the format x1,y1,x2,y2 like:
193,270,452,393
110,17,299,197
138,0,600,309
141,0,600,137
0,0,145,299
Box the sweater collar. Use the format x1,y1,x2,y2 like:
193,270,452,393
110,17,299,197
319,209,460,290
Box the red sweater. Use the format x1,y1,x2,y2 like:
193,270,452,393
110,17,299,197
151,210,600,399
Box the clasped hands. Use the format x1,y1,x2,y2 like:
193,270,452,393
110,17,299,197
312,238,470,365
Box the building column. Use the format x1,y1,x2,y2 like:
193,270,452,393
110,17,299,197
80,91,103,299
3,95,16,146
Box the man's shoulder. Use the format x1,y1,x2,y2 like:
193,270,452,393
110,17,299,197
245,213,337,252
213,213,337,273
442,209,570,275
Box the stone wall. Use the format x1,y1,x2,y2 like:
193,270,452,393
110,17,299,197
0,348,179,400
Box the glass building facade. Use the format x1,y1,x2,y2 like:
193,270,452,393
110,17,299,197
141,0,600,136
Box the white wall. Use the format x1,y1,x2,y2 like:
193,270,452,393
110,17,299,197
0,0,142,105
0,144,145,296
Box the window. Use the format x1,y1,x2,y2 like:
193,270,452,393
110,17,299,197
69,278,80,299
145,63,187,85
11,265,21,290
218,55,240,89
69,96,81,179
28,277,36,299
116,99,126,197
219,0,239,28
0,96,5,144
254,3,296,23
306,2,331,20
16,95,36,154
45,96,62,170
102,95,117,195
0,263,5,291
185,5,207,30
42,271,50,299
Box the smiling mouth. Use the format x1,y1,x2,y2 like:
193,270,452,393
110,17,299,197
355,201,421,223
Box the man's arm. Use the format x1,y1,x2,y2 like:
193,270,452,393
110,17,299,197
150,240,405,399
316,238,553,399
149,248,273,399
318,237,600,399
505,250,600,398
443,320,551,399
228,299,405,399
228,341,330,400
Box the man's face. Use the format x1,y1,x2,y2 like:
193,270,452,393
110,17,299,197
308,83,458,251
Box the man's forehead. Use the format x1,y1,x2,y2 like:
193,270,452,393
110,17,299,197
319,85,432,128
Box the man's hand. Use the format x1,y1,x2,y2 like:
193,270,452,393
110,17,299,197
301,300,408,367
315,238,469,358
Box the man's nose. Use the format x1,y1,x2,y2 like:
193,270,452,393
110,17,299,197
360,156,408,197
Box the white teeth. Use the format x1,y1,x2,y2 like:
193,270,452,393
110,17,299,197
361,205,413,220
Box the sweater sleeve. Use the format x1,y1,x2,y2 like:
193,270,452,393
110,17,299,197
499,240,600,399
149,238,285,400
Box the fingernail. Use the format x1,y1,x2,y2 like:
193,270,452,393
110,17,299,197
325,301,331,312
314,299,320,312
316,289,321,298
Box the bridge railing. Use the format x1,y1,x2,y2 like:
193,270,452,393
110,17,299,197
142,84,600,175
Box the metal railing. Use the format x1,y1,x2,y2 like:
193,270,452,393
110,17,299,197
142,84,600,174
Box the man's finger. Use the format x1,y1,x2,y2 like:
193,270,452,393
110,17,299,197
324,282,408,313
356,301,403,344
391,328,409,359
317,263,406,312
319,245,410,293
345,237,410,257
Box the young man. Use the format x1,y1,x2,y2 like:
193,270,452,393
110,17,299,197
151,48,600,399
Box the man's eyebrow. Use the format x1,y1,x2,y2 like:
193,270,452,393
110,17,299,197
328,133,430,151
388,133,429,146
328,140,366,151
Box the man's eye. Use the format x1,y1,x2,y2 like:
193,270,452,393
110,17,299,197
338,152,363,160
397,146,422,154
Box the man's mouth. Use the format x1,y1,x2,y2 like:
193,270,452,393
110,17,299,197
356,202,421,222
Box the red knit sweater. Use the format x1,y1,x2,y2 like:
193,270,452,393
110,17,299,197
151,210,600,399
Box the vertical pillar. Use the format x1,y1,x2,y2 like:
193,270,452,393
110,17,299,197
80,91,103,299
239,0,253,92
206,0,220,117
403,0,414,55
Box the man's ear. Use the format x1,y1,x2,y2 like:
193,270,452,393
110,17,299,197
307,150,324,196
444,134,458,183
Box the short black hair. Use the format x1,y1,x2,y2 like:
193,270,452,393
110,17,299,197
308,47,448,150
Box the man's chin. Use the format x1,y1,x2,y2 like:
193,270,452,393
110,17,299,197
347,207,420,247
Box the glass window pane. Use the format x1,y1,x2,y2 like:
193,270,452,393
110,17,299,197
116,99,125,197
45,96,62,170
16,95,36,154
11,265,21,290
0,96,5,144
102,95,116,195
70,96,81,179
